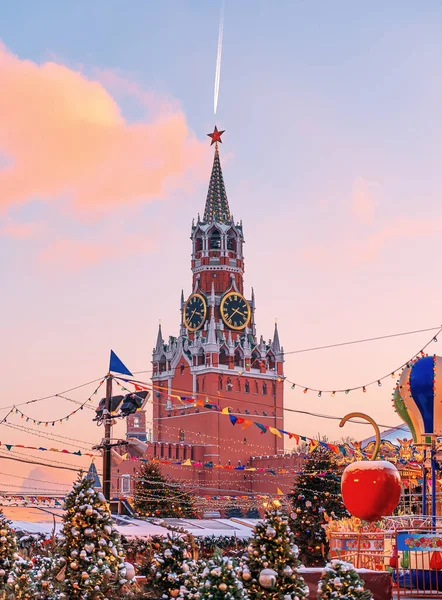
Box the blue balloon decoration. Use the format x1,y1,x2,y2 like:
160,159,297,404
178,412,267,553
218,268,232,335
409,356,435,435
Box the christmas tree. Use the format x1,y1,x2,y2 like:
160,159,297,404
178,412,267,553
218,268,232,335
33,554,57,599
5,556,36,599
149,532,199,599
317,560,373,600
199,550,246,600
56,474,130,599
290,446,348,566
0,510,17,589
238,501,309,600
134,462,198,518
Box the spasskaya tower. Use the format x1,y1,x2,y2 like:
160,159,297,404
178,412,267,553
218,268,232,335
151,128,285,494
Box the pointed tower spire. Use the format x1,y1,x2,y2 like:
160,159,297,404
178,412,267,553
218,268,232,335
86,461,102,489
203,127,231,224
155,322,164,353
272,320,281,354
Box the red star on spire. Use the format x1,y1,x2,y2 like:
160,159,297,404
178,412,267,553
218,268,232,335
207,126,225,146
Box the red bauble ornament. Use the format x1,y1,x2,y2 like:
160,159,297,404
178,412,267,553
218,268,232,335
341,460,401,522
430,552,442,571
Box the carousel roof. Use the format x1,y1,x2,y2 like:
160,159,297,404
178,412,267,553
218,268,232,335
362,424,411,447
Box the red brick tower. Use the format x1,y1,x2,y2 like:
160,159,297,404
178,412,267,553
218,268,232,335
151,128,284,494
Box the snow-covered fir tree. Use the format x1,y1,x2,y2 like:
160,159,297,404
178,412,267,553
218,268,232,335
134,462,198,518
0,510,17,589
150,532,199,600
238,501,309,600
55,474,131,599
5,556,36,599
33,553,58,599
199,550,246,600
290,447,347,567
317,560,372,600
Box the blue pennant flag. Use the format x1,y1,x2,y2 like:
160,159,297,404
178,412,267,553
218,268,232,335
109,350,133,376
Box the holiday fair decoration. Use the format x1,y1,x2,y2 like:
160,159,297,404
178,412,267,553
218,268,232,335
290,446,348,566
339,413,401,522
5,556,37,599
317,559,373,600
149,532,199,600
238,501,309,600
398,355,442,442
0,510,17,588
56,473,130,599
134,462,198,518
199,549,246,600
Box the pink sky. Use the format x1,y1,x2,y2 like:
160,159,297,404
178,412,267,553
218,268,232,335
2,1,442,494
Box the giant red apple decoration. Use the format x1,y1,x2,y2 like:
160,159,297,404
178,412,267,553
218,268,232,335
341,460,402,522
339,412,402,522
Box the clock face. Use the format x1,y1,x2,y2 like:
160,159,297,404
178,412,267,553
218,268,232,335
220,292,251,330
184,293,207,332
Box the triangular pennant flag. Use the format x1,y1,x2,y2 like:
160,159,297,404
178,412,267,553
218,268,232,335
182,458,192,466
277,488,284,495
5,444,12,451
269,427,282,438
221,406,231,415
109,350,133,376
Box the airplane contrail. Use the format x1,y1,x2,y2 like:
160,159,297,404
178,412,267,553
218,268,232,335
214,0,225,115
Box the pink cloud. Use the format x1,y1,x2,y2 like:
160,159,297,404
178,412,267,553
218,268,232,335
350,177,380,223
0,42,206,215
39,233,157,271
302,216,442,267
0,217,42,238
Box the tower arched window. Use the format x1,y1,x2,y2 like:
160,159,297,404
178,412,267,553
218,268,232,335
251,351,260,370
267,353,275,371
218,375,223,391
196,378,199,392
254,381,259,394
244,380,250,394
180,363,185,375
262,382,267,396
209,230,221,249
226,377,233,392
179,430,185,443
133,415,140,428
219,347,229,366
234,349,244,368
195,235,203,252
227,232,236,251
236,378,241,392
272,381,276,397
159,356,167,373
202,377,206,391
197,349,205,366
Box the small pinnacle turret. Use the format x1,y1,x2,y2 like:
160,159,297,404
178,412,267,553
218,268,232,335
272,321,281,354
155,323,164,353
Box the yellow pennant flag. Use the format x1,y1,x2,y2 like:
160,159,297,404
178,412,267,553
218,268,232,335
277,488,284,495
221,406,231,415
182,458,192,466
269,427,282,438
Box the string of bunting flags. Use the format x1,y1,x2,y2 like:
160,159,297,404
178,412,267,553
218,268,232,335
115,377,352,457
0,442,96,458
0,379,106,428
119,453,342,476
0,494,65,507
